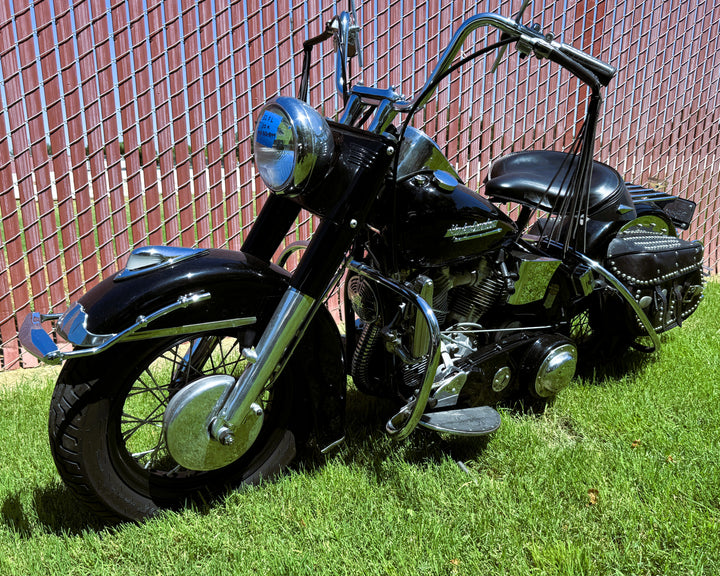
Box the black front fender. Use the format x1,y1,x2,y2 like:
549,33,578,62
80,249,290,334
74,247,346,452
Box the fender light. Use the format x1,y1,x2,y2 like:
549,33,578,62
253,97,334,197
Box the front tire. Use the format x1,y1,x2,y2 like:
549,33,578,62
49,329,301,522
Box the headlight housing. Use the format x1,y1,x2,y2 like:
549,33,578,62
253,97,334,197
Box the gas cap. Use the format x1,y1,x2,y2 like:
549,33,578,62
433,170,458,192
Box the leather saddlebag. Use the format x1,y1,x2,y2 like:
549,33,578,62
606,228,704,333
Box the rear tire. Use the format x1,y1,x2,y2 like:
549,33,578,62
49,329,301,522
568,291,636,365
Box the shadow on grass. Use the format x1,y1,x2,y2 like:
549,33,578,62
576,345,657,384
0,346,659,537
298,386,499,482
1,482,106,537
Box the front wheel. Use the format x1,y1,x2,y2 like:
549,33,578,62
49,329,302,522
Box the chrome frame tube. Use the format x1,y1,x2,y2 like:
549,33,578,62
348,260,442,440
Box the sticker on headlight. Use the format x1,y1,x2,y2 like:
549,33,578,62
256,111,283,147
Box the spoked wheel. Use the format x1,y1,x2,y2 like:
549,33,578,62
568,291,636,365
49,329,300,522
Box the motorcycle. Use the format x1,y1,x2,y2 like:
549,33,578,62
19,2,704,522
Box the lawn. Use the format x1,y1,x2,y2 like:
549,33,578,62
0,283,718,575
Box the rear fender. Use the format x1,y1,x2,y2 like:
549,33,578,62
68,247,346,452
619,203,676,237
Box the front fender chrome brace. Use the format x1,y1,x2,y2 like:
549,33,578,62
19,291,256,365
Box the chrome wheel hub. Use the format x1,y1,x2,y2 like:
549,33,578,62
164,375,264,471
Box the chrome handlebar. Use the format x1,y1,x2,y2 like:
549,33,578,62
402,14,522,112
327,9,616,131
399,12,616,114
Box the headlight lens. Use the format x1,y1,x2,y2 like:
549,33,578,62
253,97,334,196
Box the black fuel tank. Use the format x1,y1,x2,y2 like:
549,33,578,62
394,172,517,267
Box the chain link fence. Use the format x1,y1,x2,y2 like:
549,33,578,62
0,0,718,369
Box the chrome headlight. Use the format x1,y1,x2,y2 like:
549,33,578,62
253,97,334,196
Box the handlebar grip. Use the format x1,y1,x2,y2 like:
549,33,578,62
555,43,616,87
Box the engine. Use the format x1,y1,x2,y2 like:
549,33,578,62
347,254,579,406
430,262,508,326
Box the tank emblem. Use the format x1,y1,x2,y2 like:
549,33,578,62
444,221,502,243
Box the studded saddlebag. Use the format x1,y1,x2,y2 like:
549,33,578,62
606,228,704,333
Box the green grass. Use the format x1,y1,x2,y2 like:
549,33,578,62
0,284,718,575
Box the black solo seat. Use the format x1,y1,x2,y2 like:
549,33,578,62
485,150,634,222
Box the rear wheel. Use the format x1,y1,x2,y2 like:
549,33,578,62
568,291,636,365
49,329,301,522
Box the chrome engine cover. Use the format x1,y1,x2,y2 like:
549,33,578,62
521,335,578,398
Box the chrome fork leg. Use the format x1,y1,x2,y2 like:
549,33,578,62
209,287,316,443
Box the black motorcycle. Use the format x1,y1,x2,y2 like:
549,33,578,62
20,3,704,521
